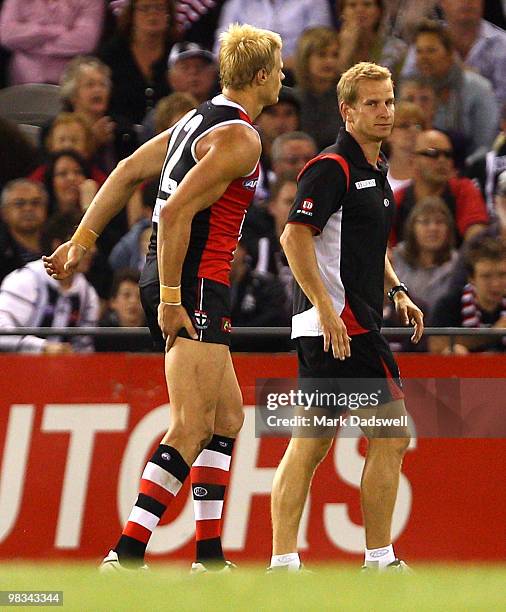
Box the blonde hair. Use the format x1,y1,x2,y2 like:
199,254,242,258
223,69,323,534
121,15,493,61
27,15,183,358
218,23,282,90
46,112,96,157
295,27,340,91
337,62,392,107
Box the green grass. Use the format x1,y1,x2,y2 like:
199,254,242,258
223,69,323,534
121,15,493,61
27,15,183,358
2,564,505,611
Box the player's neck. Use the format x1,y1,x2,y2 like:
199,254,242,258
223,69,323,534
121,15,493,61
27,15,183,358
221,88,262,121
347,127,382,167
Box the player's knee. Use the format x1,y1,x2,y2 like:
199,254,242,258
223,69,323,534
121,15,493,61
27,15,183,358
370,435,410,457
215,408,244,438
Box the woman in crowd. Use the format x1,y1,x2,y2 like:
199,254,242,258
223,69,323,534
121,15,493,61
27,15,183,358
293,27,343,151
99,0,177,124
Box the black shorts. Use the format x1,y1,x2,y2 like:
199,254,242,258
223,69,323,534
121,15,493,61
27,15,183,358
296,331,403,409
140,277,232,351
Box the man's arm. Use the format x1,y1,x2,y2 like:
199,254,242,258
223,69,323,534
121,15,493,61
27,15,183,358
157,124,261,351
385,253,424,343
43,128,172,279
280,223,350,360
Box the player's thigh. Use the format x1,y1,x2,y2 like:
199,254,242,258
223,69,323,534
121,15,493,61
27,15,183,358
165,336,229,429
214,352,244,437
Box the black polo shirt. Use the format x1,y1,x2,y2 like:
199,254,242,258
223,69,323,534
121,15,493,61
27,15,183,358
287,128,395,338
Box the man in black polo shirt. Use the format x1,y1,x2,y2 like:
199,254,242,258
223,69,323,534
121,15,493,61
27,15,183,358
268,62,424,572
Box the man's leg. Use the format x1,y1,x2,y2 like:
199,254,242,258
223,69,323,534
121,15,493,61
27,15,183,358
190,353,244,566
359,399,411,568
270,436,333,568
112,338,229,567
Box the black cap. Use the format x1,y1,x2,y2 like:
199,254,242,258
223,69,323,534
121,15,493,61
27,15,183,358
168,42,215,68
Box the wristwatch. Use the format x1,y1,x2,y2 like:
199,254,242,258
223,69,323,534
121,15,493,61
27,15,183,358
387,283,409,302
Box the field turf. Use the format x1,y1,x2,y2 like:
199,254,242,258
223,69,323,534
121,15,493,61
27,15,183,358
3,564,505,611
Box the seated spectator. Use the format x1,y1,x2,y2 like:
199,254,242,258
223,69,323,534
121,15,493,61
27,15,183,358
293,27,343,151
466,102,506,214
255,87,300,201
141,91,197,141
397,77,437,126
401,20,499,164
385,101,424,193
99,0,177,124
230,241,291,351
429,237,506,354
59,56,138,174
392,129,489,246
167,42,218,104
0,179,48,282
391,196,458,317
0,213,99,353
270,131,317,185
30,112,107,186
402,0,506,108
381,0,441,41
95,269,154,352
214,0,333,69
336,0,408,80
43,150,98,218
0,0,104,85
0,118,39,191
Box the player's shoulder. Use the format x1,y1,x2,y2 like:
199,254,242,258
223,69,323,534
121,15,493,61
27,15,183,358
298,149,350,184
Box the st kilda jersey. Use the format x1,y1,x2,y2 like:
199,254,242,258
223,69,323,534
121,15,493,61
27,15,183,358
287,128,396,338
140,94,260,289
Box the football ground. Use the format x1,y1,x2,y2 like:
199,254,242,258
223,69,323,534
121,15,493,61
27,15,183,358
4,564,506,611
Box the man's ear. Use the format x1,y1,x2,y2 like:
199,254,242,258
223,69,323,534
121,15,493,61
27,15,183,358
340,101,351,123
256,67,268,86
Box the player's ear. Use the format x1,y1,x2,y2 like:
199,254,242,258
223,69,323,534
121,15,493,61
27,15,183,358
256,67,268,85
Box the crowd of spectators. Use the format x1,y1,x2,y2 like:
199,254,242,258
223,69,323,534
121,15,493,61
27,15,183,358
0,0,505,354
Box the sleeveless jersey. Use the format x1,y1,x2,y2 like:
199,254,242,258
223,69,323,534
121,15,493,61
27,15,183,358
140,94,260,289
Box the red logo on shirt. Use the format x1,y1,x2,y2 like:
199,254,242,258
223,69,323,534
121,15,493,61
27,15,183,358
302,199,313,210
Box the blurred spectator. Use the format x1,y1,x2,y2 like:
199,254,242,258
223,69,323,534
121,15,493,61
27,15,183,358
175,0,222,49
0,118,39,191
397,77,437,126
392,129,489,246
59,56,138,174
42,150,98,218
429,237,506,354
336,0,408,80
0,0,104,85
30,112,107,186
95,268,154,352
385,101,424,192
293,27,343,151
401,0,506,108
167,42,218,103
466,102,506,214
214,0,333,69
0,213,99,353
99,0,177,124
380,0,440,41
391,196,458,316
230,241,290,351
270,132,317,184
141,91,197,141
0,179,48,282
402,20,499,164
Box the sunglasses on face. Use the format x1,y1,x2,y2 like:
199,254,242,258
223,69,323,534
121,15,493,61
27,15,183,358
415,148,453,160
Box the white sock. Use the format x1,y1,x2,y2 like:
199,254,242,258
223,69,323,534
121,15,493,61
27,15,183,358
270,553,300,570
364,544,396,569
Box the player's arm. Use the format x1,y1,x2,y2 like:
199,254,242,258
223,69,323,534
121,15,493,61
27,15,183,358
385,254,424,343
281,223,350,360
157,124,261,351
43,128,172,279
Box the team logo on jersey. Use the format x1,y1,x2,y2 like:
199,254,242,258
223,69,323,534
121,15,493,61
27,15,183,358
383,198,390,207
194,310,209,330
355,179,376,189
243,178,258,190
302,199,313,210
297,198,314,216
221,317,232,333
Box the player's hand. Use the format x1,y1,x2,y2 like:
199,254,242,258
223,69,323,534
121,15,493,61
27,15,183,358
43,342,73,354
42,241,86,280
394,293,424,343
157,303,198,353
317,301,351,360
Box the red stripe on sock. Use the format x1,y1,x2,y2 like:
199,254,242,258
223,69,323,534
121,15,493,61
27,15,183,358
195,519,222,540
123,521,152,544
139,479,174,507
190,466,230,486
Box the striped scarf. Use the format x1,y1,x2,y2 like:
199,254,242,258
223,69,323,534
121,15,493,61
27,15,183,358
461,283,506,347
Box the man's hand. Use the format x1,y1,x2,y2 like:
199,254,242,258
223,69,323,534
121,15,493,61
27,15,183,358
43,342,73,354
317,301,351,360
157,303,198,353
42,242,86,280
394,293,424,343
